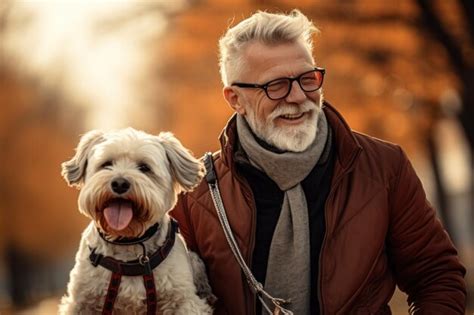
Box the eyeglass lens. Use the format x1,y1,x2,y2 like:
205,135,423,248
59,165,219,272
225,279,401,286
266,70,323,99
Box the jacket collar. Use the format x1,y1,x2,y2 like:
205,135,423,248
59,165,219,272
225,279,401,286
218,101,362,171
323,101,363,171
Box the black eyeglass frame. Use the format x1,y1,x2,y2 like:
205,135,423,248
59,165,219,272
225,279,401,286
231,67,325,100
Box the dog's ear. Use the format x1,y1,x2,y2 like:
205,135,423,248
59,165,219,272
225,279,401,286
61,130,105,188
158,132,205,193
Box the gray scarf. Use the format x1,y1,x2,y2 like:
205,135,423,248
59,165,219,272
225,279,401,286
236,111,329,315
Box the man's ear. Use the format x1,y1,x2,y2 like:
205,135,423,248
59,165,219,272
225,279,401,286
223,86,246,115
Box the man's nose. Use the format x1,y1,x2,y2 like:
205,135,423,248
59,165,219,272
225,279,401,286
285,80,307,104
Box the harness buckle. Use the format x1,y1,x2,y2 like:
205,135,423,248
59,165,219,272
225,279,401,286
91,249,103,267
138,254,152,274
138,254,150,265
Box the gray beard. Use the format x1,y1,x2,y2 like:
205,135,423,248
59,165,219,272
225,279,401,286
245,99,322,152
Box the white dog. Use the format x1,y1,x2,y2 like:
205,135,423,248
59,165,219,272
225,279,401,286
59,128,213,315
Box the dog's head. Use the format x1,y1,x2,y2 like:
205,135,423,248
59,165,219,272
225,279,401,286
61,128,204,238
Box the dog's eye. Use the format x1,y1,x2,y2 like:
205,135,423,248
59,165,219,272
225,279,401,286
138,163,151,173
100,161,113,170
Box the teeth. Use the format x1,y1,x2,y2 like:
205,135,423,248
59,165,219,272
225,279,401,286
281,113,304,119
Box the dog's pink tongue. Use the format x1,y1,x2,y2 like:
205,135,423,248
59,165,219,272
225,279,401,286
104,200,133,231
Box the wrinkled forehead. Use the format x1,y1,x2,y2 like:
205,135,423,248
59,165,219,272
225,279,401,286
239,40,314,83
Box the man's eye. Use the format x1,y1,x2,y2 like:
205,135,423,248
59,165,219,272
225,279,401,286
138,163,151,173
267,80,288,92
100,161,113,169
300,76,316,84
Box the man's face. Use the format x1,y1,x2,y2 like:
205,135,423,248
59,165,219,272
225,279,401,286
225,41,323,152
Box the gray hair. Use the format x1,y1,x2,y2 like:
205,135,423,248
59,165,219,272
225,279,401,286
218,9,319,86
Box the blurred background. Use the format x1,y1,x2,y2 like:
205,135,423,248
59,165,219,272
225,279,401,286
0,0,472,314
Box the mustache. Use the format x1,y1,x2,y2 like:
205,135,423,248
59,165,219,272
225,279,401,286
268,100,319,121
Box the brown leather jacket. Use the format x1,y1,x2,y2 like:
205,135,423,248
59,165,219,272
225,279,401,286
171,102,466,314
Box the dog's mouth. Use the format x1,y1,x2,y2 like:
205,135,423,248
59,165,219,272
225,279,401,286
102,198,135,231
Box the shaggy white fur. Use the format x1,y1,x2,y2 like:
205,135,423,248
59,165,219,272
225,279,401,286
59,128,213,314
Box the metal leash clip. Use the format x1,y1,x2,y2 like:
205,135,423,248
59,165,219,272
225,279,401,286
138,254,152,274
271,298,293,315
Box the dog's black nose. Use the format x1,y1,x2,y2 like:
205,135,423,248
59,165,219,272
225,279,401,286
111,178,130,194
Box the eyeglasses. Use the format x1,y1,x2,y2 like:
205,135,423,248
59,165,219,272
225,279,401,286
231,67,325,100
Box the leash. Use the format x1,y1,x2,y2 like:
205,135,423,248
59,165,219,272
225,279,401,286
89,219,179,314
204,152,293,315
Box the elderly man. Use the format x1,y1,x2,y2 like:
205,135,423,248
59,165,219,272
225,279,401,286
171,10,466,315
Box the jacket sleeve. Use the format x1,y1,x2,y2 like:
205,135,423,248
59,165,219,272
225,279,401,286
387,147,466,314
170,193,198,253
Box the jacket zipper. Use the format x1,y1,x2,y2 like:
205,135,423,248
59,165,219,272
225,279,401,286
235,172,258,315
318,182,338,315
318,151,361,314
248,193,257,315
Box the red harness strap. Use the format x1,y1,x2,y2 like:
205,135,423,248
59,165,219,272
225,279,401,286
102,272,122,315
143,273,158,314
101,272,157,315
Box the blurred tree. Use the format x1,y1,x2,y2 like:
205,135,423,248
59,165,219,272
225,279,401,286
415,0,473,243
416,0,473,149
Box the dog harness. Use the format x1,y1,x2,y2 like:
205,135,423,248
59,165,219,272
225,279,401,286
89,219,179,315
